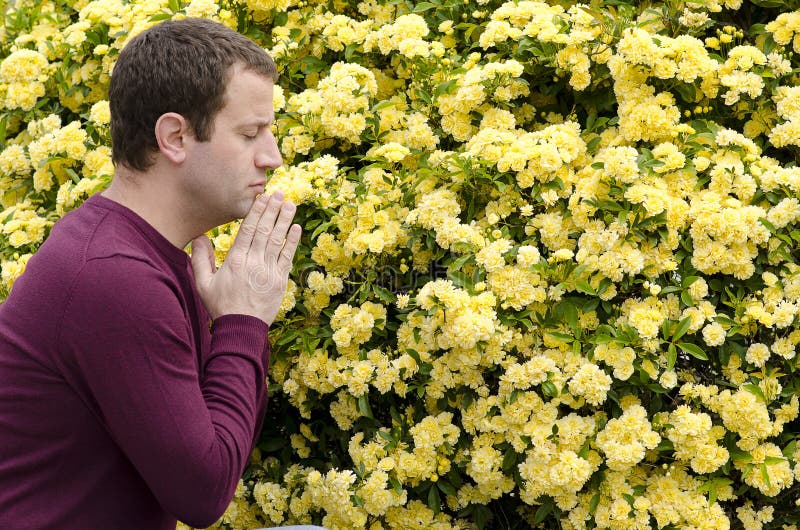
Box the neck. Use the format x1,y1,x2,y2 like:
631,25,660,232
101,166,208,250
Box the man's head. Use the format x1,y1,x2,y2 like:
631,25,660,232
109,18,279,172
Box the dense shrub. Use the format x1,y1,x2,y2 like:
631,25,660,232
2,0,800,528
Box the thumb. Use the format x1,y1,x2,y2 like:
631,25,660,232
190,235,216,282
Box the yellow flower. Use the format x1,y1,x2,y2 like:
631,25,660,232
595,405,660,470
0,144,30,175
702,322,726,346
369,141,410,163
89,100,110,125
567,363,612,405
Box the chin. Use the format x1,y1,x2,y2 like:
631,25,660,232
235,198,256,219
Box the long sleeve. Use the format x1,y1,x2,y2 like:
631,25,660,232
57,255,269,528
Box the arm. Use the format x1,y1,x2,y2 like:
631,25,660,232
59,256,268,527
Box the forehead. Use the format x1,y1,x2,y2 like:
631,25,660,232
218,65,275,123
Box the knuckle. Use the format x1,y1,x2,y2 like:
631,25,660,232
228,251,245,267
239,224,256,236
255,225,272,236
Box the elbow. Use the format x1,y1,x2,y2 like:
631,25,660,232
167,486,234,529
158,455,240,528
174,502,230,529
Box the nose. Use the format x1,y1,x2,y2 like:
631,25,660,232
255,128,282,170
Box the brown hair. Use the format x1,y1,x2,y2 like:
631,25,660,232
109,18,279,172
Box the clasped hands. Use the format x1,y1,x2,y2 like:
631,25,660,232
191,191,301,326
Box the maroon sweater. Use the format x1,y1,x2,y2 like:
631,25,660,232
0,193,270,529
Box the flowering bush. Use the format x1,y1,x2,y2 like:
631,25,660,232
3,0,800,528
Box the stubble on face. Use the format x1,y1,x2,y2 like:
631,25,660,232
181,65,277,230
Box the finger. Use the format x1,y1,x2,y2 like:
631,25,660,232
277,224,302,272
190,235,216,282
264,200,297,261
249,191,286,260
228,193,270,263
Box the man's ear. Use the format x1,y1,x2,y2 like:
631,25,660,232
154,112,188,164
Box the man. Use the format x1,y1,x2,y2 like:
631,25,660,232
0,18,305,529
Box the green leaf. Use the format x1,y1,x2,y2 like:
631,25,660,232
729,446,752,463
273,10,289,26
372,99,400,112
65,167,81,185
622,493,635,506
448,270,470,289
428,484,441,514
743,383,767,404
575,281,596,295
300,56,328,74
474,504,491,530
378,430,393,443
389,477,403,494
461,391,474,410
681,290,694,307
357,394,374,419
275,329,298,346
413,1,437,12
149,12,173,21
541,381,559,398
672,316,692,342
760,462,771,490
594,334,614,344
448,253,473,271
578,440,590,459
681,275,700,288
667,343,677,370
588,492,600,515
678,342,707,360
502,448,516,472
674,82,696,103
708,481,718,504
547,332,573,342
372,285,396,304
714,315,736,326
759,217,777,234
0,114,7,147
563,303,579,334
534,502,553,525
763,456,786,465
783,440,797,460
434,79,457,98
438,480,456,496
406,349,421,364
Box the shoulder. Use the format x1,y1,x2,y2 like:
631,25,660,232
42,195,164,269
64,255,184,322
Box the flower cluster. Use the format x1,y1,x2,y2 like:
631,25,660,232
5,0,800,529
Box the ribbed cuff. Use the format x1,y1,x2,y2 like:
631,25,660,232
207,314,269,367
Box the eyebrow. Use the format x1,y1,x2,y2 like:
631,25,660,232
239,119,274,129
